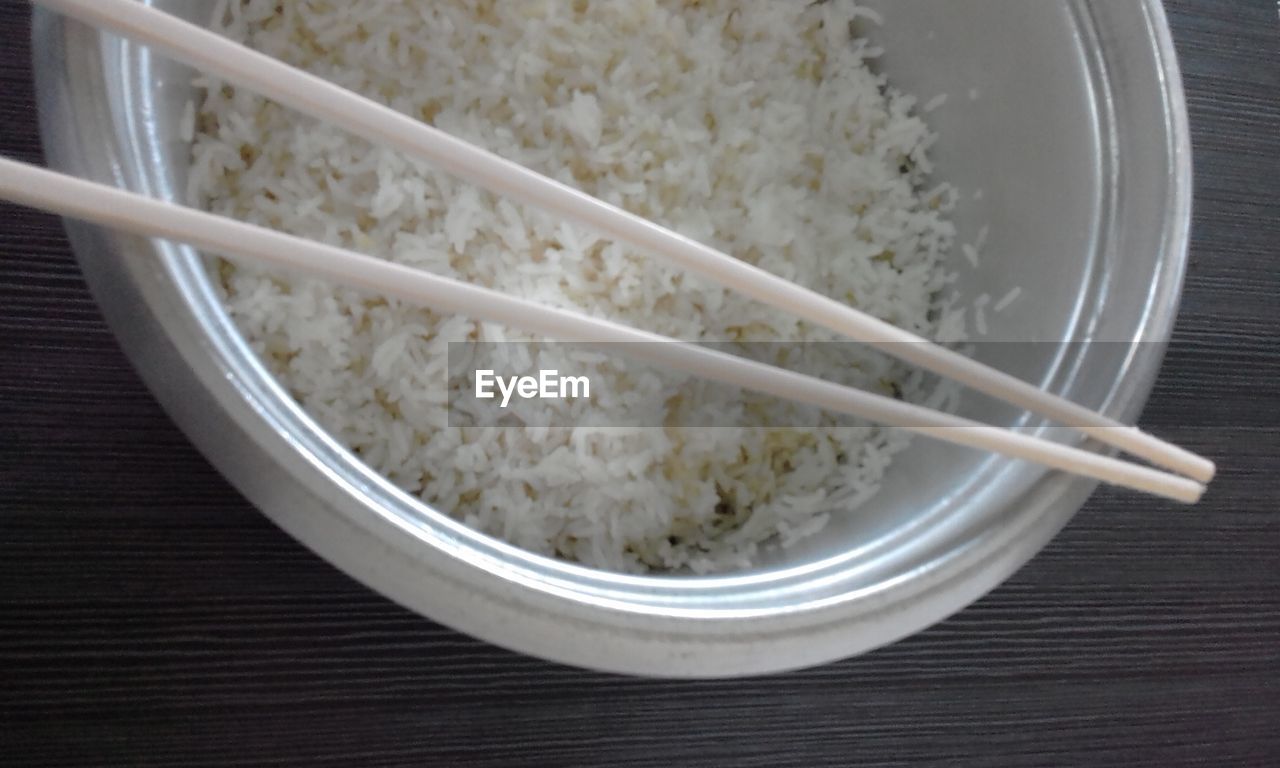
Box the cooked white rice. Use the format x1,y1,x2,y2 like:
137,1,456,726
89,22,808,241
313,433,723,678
188,0,965,573
995,286,1023,313
974,293,991,337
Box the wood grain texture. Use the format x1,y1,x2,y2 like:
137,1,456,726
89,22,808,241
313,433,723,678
1,0,1277,765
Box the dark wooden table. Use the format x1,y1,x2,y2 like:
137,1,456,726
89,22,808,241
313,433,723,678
2,1,1278,765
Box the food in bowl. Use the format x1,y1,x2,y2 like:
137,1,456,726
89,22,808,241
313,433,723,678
187,0,970,573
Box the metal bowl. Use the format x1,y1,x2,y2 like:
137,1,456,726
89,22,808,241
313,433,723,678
34,0,1191,677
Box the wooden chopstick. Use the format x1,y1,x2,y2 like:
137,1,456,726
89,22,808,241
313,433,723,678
0,157,1207,503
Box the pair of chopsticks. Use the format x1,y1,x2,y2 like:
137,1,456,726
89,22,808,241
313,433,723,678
8,0,1214,503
